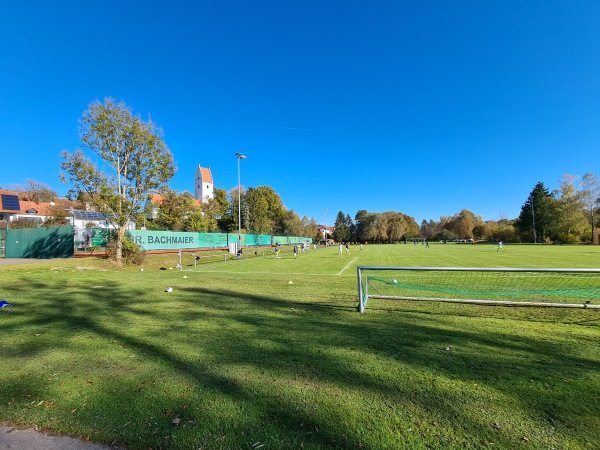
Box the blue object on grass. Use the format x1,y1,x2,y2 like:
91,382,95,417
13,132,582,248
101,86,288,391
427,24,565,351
0,300,15,308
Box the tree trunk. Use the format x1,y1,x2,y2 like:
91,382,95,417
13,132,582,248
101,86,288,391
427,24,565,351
115,226,127,266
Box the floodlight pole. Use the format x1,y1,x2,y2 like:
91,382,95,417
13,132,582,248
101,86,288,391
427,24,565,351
235,152,246,248
324,208,327,245
531,195,537,244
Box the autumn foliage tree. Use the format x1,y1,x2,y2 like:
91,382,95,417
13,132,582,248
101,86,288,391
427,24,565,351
61,98,175,265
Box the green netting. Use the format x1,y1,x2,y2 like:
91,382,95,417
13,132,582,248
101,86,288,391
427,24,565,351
367,274,600,300
360,268,600,310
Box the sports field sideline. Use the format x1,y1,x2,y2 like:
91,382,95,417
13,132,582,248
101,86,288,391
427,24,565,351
1,243,599,449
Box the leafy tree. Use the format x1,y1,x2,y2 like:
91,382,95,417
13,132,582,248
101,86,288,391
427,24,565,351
420,219,439,240
454,209,479,238
552,175,586,243
184,210,217,232
472,223,488,241
440,209,481,239
153,189,198,231
437,228,457,241
61,98,175,265
213,188,232,232
354,210,374,243
355,210,417,243
281,209,304,236
579,172,600,243
402,213,421,239
43,203,70,227
379,211,405,243
192,197,221,232
490,219,518,243
301,215,320,243
243,186,285,235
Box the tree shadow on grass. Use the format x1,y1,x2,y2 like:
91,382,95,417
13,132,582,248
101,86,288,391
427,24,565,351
1,277,599,449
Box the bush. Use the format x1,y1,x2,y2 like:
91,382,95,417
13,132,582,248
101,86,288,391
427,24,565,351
106,235,147,266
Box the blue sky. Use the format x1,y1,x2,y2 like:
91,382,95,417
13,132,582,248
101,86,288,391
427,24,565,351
1,1,599,225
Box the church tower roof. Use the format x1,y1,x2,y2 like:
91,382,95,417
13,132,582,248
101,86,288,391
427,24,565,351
199,166,213,184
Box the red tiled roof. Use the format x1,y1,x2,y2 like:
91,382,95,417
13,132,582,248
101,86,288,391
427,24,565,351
0,189,19,196
150,194,165,204
200,167,213,184
19,200,52,215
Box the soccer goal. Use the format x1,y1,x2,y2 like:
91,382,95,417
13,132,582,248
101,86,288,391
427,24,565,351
357,266,600,313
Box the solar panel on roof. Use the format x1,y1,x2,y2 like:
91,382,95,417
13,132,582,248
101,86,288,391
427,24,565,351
71,209,135,223
72,210,109,220
1,194,20,211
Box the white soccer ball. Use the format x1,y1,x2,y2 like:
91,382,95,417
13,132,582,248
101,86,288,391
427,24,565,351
140,268,144,271
166,287,173,293
393,279,397,283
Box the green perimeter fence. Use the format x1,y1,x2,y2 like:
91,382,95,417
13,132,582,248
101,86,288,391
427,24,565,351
4,226,74,258
2,227,311,258
127,230,309,251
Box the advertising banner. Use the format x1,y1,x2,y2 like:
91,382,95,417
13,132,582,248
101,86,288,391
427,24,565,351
129,230,200,250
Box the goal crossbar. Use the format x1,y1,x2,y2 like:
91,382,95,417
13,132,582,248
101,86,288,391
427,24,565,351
357,266,600,313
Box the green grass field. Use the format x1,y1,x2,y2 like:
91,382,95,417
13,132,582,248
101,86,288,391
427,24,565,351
1,243,599,449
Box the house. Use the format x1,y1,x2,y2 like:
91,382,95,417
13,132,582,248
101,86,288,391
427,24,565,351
71,209,136,230
146,194,165,220
16,200,52,224
0,190,75,224
319,225,334,240
0,190,21,222
194,165,214,203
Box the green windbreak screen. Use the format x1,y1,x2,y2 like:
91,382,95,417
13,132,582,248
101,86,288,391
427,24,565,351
128,230,204,250
5,226,74,258
128,230,309,251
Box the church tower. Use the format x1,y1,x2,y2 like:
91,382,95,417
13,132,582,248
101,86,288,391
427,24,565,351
194,165,214,203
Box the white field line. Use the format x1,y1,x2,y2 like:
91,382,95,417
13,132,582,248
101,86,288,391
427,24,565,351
338,257,358,276
182,270,354,277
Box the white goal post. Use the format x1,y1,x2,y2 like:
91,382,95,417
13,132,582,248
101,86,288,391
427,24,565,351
357,266,600,313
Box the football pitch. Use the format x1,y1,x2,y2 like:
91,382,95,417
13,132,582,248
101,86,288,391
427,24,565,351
1,243,599,449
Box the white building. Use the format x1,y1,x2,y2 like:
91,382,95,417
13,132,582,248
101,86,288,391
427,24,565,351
71,209,136,230
194,165,214,203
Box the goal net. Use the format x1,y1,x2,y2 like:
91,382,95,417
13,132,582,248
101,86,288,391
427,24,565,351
357,266,600,313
